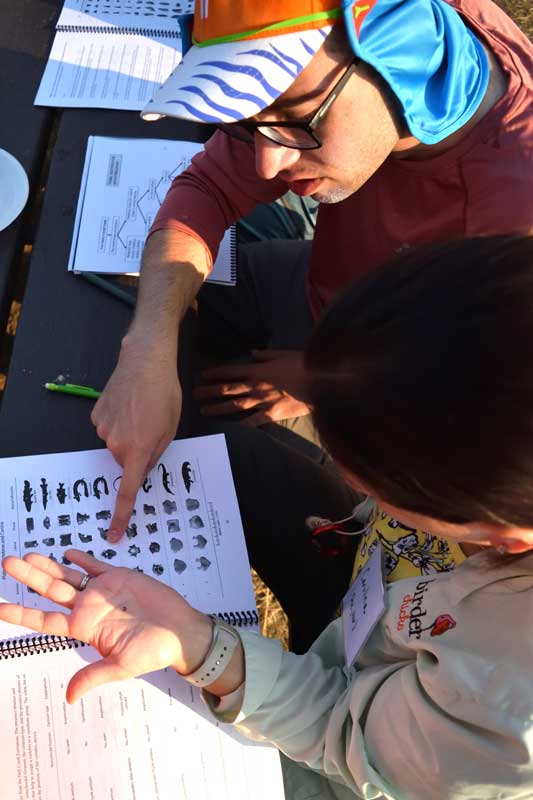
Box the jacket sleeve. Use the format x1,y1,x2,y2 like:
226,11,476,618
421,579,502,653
149,131,287,263
227,624,528,800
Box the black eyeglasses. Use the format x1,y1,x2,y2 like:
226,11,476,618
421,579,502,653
217,59,360,151
307,509,373,557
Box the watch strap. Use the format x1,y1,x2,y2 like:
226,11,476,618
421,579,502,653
182,615,241,688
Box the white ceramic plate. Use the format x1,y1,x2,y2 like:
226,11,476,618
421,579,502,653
0,149,29,232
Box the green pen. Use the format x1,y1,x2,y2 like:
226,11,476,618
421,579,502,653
45,382,102,400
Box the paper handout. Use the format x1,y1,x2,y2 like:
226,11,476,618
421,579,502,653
69,136,237,285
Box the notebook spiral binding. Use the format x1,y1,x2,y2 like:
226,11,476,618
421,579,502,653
0,635,86,660
215,610,259,628
0,617,257,657
58,25,181,37
229,227,238,283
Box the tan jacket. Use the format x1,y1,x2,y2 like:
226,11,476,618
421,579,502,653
219,552,533,799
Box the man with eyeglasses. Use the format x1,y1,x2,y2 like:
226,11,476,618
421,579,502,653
93,0,533,540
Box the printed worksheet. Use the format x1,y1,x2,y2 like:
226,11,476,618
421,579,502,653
35,30,182,110
58,0,194,31
68,136,237,285
0,435,255,640
1,642,284,800
35,0,194,110
0,434,285,799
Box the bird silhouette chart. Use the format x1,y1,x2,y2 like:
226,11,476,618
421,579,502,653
0,436,256,623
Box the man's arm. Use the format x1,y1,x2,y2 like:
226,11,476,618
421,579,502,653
93,133,287,540
91,228,210,541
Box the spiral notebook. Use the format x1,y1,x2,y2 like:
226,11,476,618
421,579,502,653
35,0,194,110
0,434,284,799
68,136,237,285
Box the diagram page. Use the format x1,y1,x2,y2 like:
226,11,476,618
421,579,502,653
69,137,236,285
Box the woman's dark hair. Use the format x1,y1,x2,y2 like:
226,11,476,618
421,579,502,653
306,235,533,527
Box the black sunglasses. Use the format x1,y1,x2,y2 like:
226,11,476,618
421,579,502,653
218,59,360,151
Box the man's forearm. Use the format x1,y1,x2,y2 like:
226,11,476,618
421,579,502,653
127,228,211,350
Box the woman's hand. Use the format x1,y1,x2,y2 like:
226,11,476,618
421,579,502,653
0,549,213,703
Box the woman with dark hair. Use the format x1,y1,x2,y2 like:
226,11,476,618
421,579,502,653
308,234,533,532
1,235,533,799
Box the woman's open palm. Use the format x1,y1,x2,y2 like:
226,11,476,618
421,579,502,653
0,549,210,703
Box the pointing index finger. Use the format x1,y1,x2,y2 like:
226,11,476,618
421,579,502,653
108,454,148,542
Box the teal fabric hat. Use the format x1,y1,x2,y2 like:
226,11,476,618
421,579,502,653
342,0,490,144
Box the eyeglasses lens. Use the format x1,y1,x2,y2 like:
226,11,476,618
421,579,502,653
218,123,319,150
256,126,319,149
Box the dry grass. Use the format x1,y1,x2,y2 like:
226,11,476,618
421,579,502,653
495,0,533,37
253,570,289,648
6,301,21,336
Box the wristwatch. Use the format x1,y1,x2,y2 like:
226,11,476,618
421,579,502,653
182,615,241,689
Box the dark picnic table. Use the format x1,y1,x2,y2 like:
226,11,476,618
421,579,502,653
0,3,208,457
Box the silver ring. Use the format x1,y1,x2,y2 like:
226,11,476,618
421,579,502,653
78,573,91,591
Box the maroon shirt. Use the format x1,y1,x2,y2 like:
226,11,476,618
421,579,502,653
151,0,533,317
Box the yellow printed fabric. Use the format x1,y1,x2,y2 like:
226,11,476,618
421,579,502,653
353,506,466,584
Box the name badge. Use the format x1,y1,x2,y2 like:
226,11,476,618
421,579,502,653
342,542,385,667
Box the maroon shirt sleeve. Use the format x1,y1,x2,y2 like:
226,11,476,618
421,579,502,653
149,130,287,266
